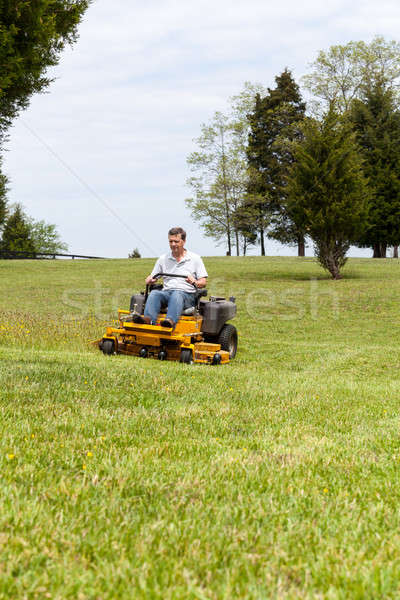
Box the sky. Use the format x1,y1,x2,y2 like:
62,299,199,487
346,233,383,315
3,0,400,259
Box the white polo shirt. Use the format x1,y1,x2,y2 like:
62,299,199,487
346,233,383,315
150,250,208,293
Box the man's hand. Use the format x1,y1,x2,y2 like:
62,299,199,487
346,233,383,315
186,274,197,286
186,276,207,288
146,275,158,285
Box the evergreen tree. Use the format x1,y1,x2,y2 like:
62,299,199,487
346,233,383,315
350,82,400,257
287,107,370,279
0,204,35,255
0,171,7,230
247,69,306,255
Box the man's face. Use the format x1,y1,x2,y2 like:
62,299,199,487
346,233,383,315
168,234,185,255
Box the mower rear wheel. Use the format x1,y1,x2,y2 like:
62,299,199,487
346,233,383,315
102,339,115,355
217,324,238,359
180,348,193,364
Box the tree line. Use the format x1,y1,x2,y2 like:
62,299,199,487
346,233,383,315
0,1,91,256
186,36,400,279
0,203,68,255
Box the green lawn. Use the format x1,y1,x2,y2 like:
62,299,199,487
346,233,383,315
1,256,400,599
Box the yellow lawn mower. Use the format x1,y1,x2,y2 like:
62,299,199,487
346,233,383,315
99,273,238,364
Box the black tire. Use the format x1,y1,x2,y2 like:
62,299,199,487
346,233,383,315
212,352,222,365
180,348,193,364
102,339,114,355
217,324,238,359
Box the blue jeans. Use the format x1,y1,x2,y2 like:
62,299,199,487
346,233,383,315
144,289,196,325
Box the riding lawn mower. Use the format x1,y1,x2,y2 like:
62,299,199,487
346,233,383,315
98,273,238,364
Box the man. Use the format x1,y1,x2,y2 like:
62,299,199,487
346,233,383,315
133,227,208,329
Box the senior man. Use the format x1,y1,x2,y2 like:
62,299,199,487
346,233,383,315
133,227,208,329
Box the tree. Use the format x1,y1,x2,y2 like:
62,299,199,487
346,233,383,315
0,204,35,255
350,82,400,258
304,37,400,259
247,69,307,255
233,167,271,255
186,112,245,256
0,204,68,255
0,160,7,230
302,36,400,112
186,83,268,256
286,107,370,279
0,0,91,217
128,248,141,258
28,219,68,254
0,0,91,141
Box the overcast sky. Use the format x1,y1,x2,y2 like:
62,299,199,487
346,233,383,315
4,0,400,258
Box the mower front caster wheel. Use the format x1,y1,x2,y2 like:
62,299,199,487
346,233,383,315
212,352,222,365
101,339,115,355
180,348,193,364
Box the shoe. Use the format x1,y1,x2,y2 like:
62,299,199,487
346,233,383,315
161,318,175,328
132,315,152,325
122,313,135,322
123,312,140,323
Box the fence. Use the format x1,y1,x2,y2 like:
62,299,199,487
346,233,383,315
0,251,105,260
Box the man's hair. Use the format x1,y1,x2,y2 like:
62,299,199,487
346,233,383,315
168,227,186,241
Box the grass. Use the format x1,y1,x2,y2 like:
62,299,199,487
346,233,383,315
1,256,400,598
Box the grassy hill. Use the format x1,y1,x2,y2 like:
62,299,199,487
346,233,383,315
1,256,400,598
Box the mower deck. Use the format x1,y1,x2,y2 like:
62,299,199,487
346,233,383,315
99,309,230,364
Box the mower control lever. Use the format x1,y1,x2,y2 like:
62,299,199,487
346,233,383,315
152,272,197,287
153,272,192,280
145,272,197,302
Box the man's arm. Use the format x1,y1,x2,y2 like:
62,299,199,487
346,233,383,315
186,255,208,288
145,257,162,285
